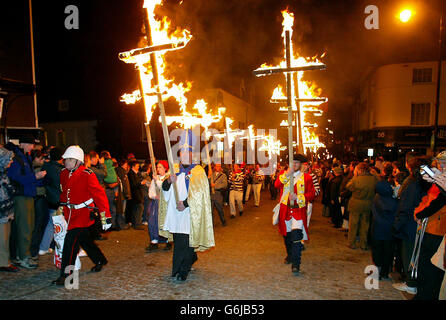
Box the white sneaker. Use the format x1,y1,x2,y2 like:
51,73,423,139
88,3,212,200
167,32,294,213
392,282,417,294
39,248,54,255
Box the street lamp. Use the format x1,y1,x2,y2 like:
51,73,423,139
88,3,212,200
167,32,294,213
397,7,443,154
397,9,415,23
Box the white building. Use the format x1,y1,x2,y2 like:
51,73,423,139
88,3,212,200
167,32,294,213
355,60,446,156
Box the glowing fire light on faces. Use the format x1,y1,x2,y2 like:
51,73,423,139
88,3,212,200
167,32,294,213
256,9,327,154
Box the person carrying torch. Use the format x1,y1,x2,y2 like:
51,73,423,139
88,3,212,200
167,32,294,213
274,154,315,275
52,146,111,286
161,129,215,282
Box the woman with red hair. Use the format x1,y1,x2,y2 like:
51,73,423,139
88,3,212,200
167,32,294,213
146,160,172,252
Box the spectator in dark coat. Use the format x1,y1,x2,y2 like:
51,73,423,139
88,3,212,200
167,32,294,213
86,151,107,188
371,168,398,280
38,147,64,255
320,164,333,217
128,160,147,230
85,151,108,240
29,150,48,261
7,135,46,269
329,166,344,228
115,159,131,230
392,153,426,295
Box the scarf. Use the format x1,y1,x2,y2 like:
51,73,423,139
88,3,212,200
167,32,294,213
177,164,197,191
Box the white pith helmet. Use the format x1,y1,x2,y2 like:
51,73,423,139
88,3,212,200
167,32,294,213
62,145,85,163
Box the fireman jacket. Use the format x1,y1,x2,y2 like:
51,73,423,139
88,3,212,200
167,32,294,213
60,165,110,230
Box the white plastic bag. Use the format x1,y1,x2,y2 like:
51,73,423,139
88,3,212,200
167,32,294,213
52,214,81,271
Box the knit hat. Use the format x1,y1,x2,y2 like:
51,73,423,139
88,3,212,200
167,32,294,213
158,160,169,171
0,147,14,170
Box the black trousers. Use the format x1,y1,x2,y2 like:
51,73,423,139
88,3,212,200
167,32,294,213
414,233,445,300
288,229,303,268
371,238,395,278
393,238,404,276
223,188,229,204
172,233,197,278
283,233,292,260
330,203,343,227
211,199,226,225
60,226,107,277
30,195,49,257
270,185,278,200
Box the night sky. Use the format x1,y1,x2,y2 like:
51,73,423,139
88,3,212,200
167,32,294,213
1,0,445,157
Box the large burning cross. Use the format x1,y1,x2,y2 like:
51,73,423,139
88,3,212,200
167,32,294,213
119,5,189,202
253,11,326,207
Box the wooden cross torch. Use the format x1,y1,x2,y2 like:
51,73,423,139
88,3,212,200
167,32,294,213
253,12,326,207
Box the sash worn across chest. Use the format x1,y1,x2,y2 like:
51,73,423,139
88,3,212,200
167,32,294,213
280,172,306,208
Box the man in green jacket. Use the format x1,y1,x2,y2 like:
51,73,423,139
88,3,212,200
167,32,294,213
101,151,119,230
346,162,378,250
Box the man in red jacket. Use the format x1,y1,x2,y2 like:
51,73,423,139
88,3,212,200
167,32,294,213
274,154,315,275
52,146,111,286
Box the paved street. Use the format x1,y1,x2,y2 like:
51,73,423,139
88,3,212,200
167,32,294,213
1,191,404,300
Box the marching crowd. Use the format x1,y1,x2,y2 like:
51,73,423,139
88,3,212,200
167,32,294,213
0,133,445,299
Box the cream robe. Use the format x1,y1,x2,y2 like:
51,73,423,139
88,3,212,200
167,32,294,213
161,164,215,252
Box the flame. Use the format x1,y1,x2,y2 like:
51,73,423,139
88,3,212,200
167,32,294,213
258,134,287,156
213,117,245,146
120,0,231,142
120,90,141,104
280,119,296,127
256,9,327,154
281,10,294,34
164,99,226,140
271,85,286,100
120,0,193,123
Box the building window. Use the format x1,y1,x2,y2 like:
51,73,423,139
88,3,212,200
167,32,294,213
412,68,432,83
411,103,430,125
